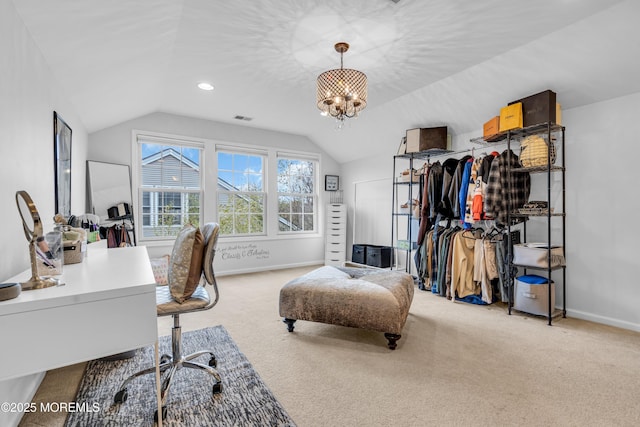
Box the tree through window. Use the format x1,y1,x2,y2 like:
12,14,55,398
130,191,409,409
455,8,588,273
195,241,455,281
277,157,316,232
216,151,265,236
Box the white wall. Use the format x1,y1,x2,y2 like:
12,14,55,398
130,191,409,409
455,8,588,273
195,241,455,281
342,93,640,332
88,112,341,274
562,93,640,330
0,0,88,425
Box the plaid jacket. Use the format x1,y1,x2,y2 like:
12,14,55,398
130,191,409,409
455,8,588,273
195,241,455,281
484,150,530,225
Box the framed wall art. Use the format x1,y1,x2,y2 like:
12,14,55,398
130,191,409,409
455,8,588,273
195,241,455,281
325,174,339,191
53,111,72,217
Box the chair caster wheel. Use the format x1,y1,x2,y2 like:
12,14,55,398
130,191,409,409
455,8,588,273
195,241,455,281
154,405,167,422
208,356,217,368
212,382,223,395
160,354,171,364
114,388,128,404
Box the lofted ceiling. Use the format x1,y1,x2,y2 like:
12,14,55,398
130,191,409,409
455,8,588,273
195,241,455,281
11,0,640,163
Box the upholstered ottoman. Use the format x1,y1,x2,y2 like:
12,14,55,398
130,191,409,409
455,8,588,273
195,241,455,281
279,266,414,349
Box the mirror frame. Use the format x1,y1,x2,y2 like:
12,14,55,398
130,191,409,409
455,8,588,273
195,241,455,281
15,190,58,290
54,111,72,217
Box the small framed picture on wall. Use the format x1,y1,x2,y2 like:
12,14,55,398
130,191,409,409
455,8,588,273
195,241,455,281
325,175,339,191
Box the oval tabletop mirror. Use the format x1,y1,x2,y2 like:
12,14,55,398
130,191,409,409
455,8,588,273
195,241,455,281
15,191,59,290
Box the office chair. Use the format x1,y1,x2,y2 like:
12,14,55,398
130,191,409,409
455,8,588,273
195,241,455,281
114,222,222,421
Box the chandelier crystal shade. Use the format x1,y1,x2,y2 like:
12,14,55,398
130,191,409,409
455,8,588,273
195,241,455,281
317,42,367,127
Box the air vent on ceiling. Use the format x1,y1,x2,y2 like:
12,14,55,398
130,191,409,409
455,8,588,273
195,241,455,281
234,115,253,121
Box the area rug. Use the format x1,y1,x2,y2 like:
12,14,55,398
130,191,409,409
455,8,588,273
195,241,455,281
65,325,296,426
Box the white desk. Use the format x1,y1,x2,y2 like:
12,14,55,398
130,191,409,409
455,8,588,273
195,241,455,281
0,245,159,427
0,244,157,382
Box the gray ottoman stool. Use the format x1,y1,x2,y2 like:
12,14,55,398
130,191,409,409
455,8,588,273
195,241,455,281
279,266,414,349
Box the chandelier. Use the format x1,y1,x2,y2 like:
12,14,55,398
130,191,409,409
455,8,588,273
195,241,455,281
317,42,368,128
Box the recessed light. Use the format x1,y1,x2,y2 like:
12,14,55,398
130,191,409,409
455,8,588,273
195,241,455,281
197,82,214,91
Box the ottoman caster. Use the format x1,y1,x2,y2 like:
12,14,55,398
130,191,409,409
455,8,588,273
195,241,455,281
283,318,296,332
384,333,401,350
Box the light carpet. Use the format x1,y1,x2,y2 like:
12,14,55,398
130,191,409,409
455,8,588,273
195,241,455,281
64,325,295,427
21,265,640,427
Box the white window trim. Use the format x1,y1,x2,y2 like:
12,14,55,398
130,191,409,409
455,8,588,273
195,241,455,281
131,129,322,242
275,155,319,235
216,148,268,237
132,130,205,243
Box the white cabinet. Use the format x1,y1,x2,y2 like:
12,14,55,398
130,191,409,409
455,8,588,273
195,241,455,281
324,203,347,266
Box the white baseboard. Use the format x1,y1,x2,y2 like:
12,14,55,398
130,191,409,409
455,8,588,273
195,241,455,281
216,260,324,277
566,308,640,333
0,372,45,427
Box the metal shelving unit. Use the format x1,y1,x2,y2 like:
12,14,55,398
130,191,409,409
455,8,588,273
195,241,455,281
503,123,566,325
391,149,452,275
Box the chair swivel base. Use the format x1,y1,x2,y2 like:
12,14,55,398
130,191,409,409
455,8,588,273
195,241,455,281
113,323,223,420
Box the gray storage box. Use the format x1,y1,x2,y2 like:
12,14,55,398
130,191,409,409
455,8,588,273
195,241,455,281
351,244,368,264
365,245,393,268
514,276,555,316
512,243,565,269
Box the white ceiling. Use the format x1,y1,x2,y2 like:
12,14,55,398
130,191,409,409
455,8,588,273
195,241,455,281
12,0,640,163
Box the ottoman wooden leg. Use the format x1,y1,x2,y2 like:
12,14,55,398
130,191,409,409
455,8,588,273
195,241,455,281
283,318,296,332
384,333,401,350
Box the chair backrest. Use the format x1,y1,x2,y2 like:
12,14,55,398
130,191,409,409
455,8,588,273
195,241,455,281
200,223,220,306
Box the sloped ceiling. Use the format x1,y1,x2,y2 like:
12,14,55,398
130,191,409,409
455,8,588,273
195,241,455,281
12,0,640,163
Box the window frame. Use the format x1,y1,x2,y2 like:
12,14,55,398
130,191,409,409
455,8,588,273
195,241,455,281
215,147,268,237
133,132,204,242
131,131,322,244
276,155,318,235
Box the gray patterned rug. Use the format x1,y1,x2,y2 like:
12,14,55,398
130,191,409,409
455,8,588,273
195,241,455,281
65,325,296,426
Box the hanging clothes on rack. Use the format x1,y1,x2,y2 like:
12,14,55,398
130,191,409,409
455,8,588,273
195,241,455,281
468,151,500,224
447,155,473,219
428,224,446,293
484,149,531,225
463,157,482,226
416,163,432,246
473,234,500,304
414,162,432,290
105,223,133,248
458,158,475,229
450,229,480,300
427,162,443,221
478,151,499,186
440,158,460,218
436,225,459,296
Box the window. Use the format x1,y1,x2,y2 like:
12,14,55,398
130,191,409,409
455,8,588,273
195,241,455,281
277,157,316,232
138,140,202,239
217,150,266,236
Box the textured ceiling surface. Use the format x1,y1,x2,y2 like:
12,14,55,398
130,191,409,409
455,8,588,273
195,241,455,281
11,0,639,163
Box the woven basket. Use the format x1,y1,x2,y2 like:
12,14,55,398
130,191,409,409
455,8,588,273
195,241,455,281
63,240,83,264
519,135,556,167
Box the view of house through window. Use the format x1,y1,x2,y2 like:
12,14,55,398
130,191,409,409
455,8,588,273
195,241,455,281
217,150,266,236
277,157,316,232
136,135,318,241
139,141,202,238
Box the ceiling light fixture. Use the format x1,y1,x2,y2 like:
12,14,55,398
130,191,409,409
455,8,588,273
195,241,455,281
197,82,214,91
316,42,367,129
